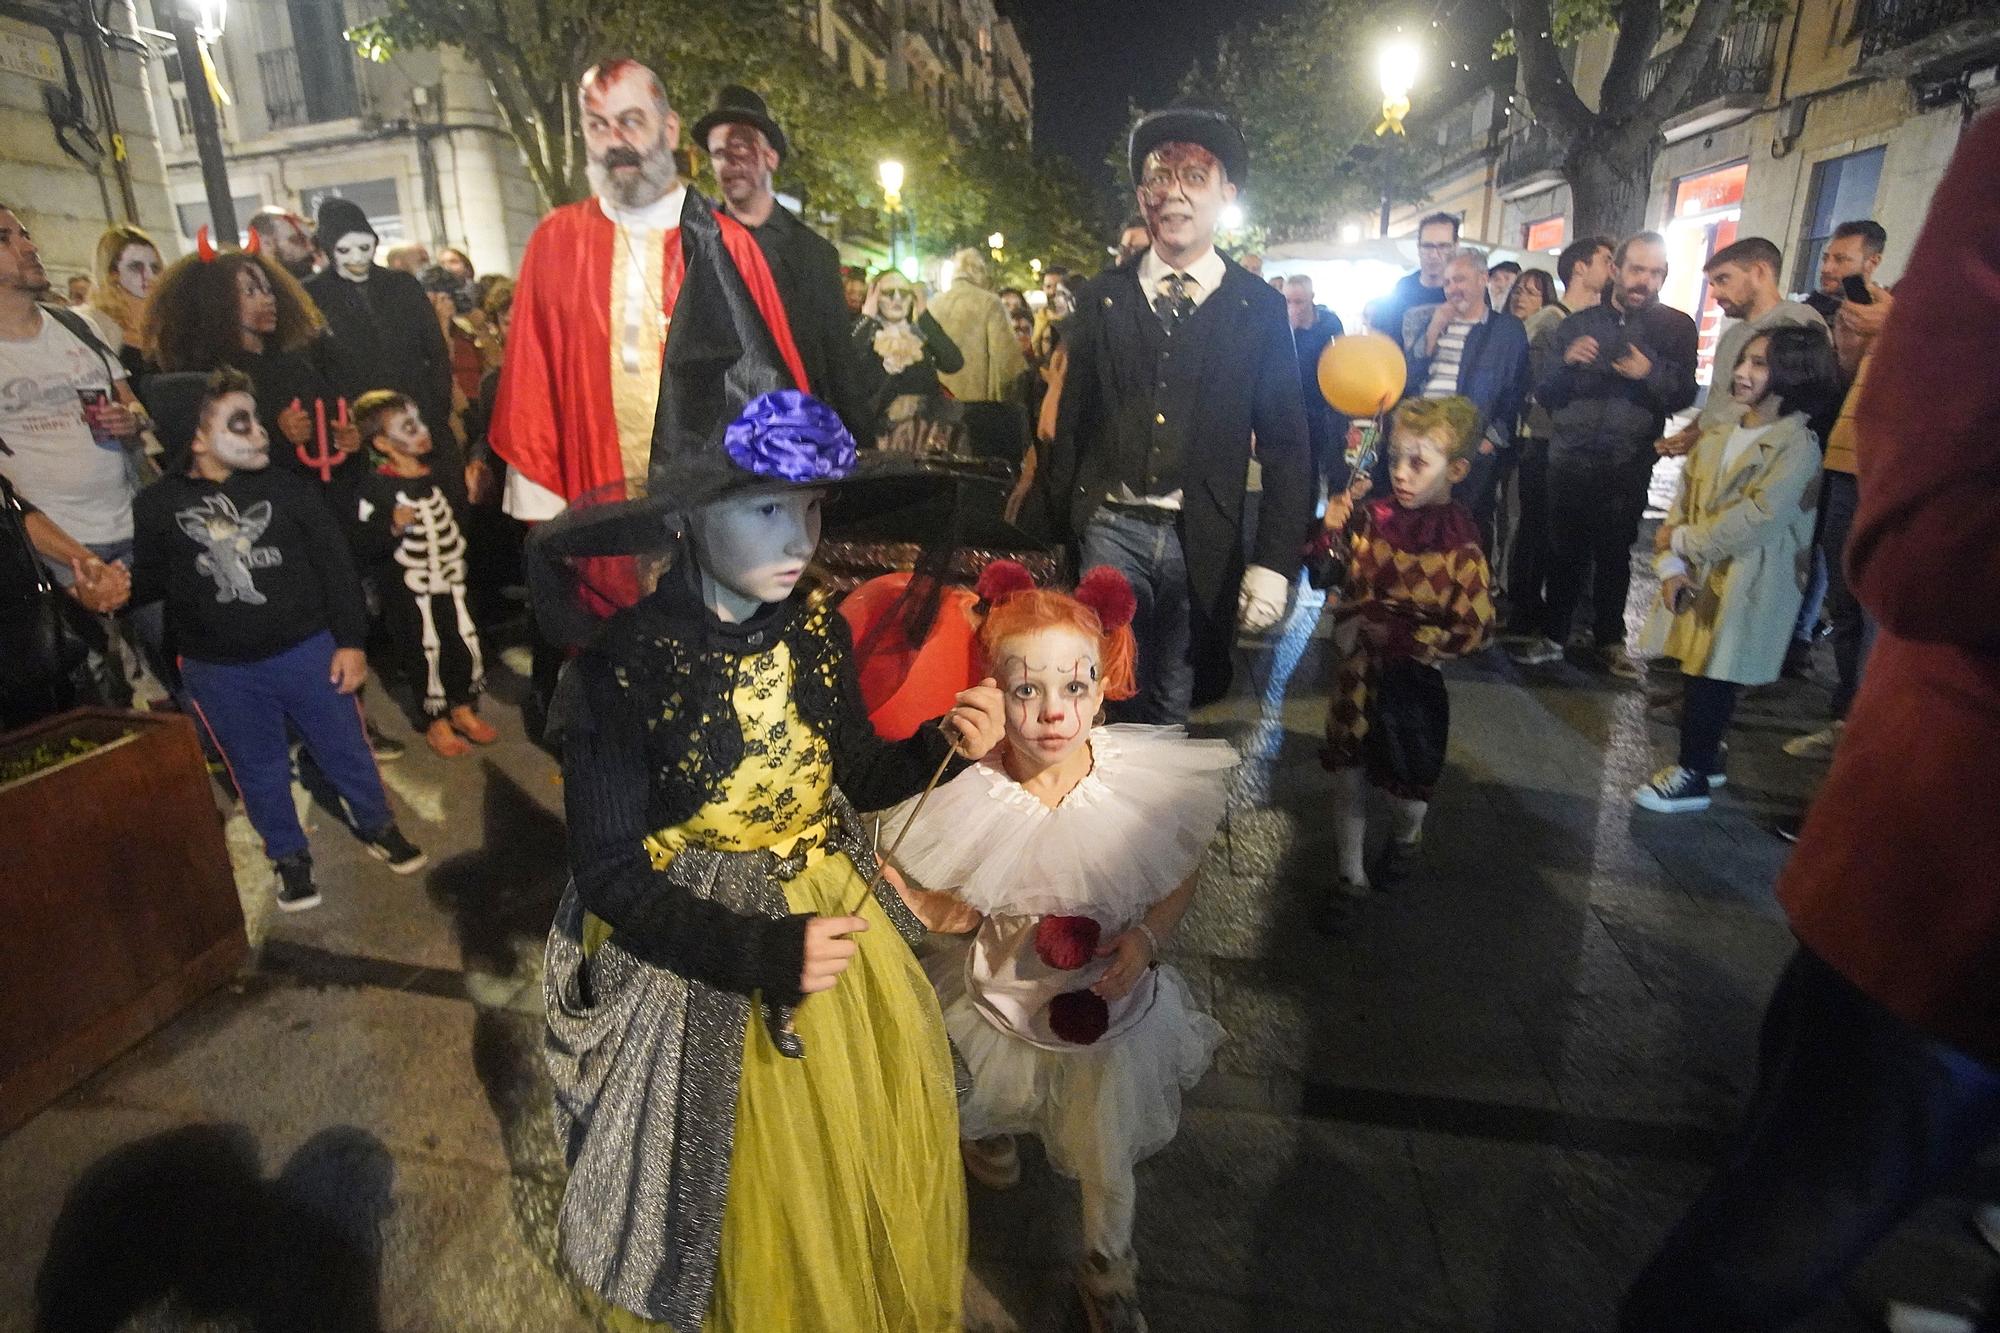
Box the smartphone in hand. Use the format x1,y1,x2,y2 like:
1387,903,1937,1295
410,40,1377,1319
1841,274,1873,305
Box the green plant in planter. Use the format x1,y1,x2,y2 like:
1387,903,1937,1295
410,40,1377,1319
0,734,123,785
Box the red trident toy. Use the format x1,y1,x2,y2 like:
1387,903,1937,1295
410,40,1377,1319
293,397,351,483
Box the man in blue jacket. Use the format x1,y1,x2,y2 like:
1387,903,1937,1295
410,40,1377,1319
1400,246,1529,547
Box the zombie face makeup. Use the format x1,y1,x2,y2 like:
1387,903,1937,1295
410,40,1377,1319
333,231,376,282
996,626,1105,767
115,243,162,301
1136,142,1232,259
581,62,681,210
199,392,270,472
876,279,913,324
691,484,824,620
1387,427,1467,510
236,263,278,337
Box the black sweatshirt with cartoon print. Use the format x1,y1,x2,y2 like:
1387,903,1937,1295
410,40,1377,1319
131,467,368,663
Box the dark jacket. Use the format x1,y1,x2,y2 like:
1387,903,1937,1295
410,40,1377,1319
229,340,371,505
1401,304,1531,449
131,466,367,663
1028,252,1313,705
305,265,462,496
1292,305,1345,464
741,203,881,442
850,312,962,431
1535,298,1699,467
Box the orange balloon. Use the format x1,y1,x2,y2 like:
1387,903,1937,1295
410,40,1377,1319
1316,332,1407,417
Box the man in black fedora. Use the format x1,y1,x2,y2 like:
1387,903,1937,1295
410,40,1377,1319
693,84,874,440
1024,100,1312,723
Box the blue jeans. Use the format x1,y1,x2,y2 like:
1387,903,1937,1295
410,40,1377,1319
1082,506,1193,724
1819,470,1875,717
1620,947,2000,1332
180,630,392,862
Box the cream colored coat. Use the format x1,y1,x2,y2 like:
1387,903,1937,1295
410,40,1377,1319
929,280,1026,402
1641,411,1822,685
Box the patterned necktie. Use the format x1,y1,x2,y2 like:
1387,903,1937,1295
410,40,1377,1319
1153,272,1195,331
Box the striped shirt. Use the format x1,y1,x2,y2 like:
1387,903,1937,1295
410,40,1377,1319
1423,320,1473,398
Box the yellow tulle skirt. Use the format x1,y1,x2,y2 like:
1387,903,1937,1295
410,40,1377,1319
604,850,966,1332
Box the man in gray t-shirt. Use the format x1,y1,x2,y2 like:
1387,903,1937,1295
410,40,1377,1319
1660,237,1826,454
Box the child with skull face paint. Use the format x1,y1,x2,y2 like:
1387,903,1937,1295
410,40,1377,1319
878,561,1234,1332
1310,395,1495,910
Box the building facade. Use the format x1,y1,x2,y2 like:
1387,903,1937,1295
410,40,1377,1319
1,4,179,283
138,0,543,276
805,0,1033,137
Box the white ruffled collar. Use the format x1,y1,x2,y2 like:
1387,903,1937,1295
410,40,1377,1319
973,732,1123,816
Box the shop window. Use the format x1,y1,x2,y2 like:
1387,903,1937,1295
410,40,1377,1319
1523,215,1565,252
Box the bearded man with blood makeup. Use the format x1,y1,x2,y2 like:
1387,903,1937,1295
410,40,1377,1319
490,59,812,530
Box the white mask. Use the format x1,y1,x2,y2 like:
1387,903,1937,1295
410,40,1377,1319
333,232,377,282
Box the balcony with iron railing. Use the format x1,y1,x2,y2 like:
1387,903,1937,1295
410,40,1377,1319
1496,119,1566,198
1857,0,2000,75
258,47,307,129
1640,15,1780,135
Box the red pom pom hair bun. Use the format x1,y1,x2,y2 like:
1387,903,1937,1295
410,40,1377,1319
1034,914,1102,970
975,558,1037,606
1049,989,1111,1045
1073,566,1137,631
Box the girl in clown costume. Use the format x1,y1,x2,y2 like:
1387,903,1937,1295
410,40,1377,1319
881,560,1233,1333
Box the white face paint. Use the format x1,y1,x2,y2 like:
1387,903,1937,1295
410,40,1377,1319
996,626,1104,767
200,392,270,471
333,232,377,282
115,243,162,301
690,485,825,620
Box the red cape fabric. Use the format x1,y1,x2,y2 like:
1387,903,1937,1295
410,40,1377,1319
1777,108,2000,1062
489,197,809,510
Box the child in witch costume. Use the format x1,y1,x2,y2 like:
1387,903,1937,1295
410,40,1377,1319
348,389,493,757
880,561,1234,1333
1308,396,1494,915
534,387,1006,1331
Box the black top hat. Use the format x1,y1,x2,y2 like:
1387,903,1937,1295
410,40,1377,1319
1127,99,1248,188
692,84,789,163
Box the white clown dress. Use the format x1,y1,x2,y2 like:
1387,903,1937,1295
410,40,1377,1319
884,724,1233,1185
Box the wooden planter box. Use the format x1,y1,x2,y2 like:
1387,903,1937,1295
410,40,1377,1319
0,707,247,1136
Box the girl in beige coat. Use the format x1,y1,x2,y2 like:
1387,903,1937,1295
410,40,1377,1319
1635,326,1840,813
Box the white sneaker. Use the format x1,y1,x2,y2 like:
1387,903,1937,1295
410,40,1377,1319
1634,765,1712,813
1509,636,1564,666
1783,722,1844,760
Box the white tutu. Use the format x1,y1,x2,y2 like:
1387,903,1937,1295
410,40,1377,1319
930,935,1224,1178
884,724,1237,923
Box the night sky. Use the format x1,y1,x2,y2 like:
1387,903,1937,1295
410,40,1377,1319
1002,0,1510,190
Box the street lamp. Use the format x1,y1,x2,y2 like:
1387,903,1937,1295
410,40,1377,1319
1219,203,1245,233
878,159,905,271
1377,38,1418,137
1029,258,1042,275
987,231,1004,250
168,0,238,242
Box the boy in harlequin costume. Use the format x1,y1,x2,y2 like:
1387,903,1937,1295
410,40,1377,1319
531,388,1007,1332
881,560,1235,1333
1309,395,1494,911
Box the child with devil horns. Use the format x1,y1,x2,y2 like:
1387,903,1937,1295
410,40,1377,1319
879,560,1234,1333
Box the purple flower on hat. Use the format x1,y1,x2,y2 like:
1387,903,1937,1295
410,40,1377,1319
723,389,857,484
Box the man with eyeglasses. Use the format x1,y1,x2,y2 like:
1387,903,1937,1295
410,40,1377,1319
1023,100,1311,730
1372,212,1463,345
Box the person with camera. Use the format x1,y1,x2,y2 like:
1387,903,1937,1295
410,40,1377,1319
1508,231,1697,678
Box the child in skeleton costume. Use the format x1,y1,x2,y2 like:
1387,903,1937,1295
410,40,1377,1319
1308,396,1494,912
534,388,1006,1332
350,390,492,757
881,561,1233,1333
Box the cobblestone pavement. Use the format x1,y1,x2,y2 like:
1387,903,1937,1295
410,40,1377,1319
5,563,1997,1332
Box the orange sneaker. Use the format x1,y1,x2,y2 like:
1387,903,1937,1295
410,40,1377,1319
426,718,471,757
449,706,499,745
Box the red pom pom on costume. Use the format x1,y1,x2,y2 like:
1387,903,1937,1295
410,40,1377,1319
1048,989,1111,1045
1074,566,1138,632
975,559,1036,605
1034,914,1102,971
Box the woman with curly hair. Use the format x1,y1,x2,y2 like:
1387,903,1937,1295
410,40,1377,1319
145,248,365,504
83,224,163,377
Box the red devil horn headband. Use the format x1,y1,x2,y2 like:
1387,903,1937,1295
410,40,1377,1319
197,225,260,262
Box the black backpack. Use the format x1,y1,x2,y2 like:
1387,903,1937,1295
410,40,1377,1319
0,470,90,698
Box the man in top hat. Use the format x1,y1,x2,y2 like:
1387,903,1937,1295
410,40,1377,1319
1024,101,1312,721
694,84,875,441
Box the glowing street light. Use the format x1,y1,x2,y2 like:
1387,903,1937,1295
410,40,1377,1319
1377,37,1419,136
1029,257,1042,274
878,159,904,208
987,231,1005,250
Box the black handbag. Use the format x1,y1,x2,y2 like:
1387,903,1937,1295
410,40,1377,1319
0,471,90,696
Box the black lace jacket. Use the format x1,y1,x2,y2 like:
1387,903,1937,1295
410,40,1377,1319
559,571,961,1005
